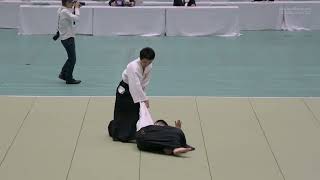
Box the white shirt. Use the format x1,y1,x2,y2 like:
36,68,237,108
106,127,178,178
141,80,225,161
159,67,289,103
57,6,80,40
122,58,152,103
136,102,154,131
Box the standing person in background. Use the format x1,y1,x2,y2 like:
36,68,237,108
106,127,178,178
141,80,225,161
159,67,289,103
173,0,196,6
56,0,81,84
108,47,155,142
108,0,136,6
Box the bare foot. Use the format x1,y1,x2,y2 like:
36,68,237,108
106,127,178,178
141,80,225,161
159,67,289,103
173,147,193,155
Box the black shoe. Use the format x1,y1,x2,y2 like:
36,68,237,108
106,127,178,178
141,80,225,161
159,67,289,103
66,79,81,84
58,74,66,81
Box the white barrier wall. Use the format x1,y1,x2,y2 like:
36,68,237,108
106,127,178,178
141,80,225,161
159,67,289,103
1,1,320,35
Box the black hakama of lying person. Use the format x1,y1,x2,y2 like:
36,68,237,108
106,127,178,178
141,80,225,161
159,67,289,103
135,104,195,155
136,121,195,155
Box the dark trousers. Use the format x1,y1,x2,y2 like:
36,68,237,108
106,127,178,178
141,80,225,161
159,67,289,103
61,37,76,81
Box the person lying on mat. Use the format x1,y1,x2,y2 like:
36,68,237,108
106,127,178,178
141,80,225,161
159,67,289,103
135,103,195,155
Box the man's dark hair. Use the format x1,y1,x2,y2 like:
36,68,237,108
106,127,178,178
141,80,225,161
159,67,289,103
62,0,73,6
140,47,155,61
155,119,168,126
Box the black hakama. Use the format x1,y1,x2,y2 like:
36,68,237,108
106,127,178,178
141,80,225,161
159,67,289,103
136,125,191,153
108,80,140,142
